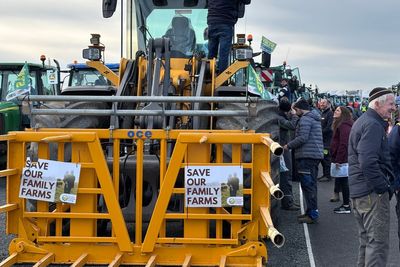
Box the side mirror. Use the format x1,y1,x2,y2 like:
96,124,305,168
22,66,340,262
103,0,117,18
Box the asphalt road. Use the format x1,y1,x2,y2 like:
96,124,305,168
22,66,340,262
1,174,400,266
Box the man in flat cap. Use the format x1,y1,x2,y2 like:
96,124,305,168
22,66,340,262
348,87,396,266
284,98,324,224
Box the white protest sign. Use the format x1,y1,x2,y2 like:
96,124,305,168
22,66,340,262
47,69,58,84
19,158,81,204
185,166,243,208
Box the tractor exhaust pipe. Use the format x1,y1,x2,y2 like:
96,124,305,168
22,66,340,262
261,136,283,156
260,206,285,248
260,171,284,200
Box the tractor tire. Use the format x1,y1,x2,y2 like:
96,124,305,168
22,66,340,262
215,100,281,221
32,101,110,161
33,101,110,129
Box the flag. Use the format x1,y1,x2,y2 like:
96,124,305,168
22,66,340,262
247,65,273,100
260,36,277,54
6,62,31,101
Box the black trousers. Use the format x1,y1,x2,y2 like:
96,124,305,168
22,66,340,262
321,150,331,177
333,177,350,205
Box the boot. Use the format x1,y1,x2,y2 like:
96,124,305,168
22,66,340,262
330,192,340,202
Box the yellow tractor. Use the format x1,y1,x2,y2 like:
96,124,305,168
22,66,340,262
0,0,285,266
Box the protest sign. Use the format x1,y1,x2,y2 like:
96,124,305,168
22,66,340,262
185,166,243,208
19,158,81,204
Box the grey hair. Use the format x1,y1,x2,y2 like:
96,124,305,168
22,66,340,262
368,93,394,109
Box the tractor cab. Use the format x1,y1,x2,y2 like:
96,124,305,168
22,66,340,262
0,61,60,131
62,62,119,95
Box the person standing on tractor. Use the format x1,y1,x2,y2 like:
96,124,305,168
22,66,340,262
278,78,290,102
207,0,250,73
318,99,333,182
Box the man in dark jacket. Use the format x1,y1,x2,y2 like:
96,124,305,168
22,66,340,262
278,99,299,210
207,0,250,73
389,121,400,252
389,97,400,252
318,99,333,182
284,99,324,223
348,87,396,266
278,78,290,102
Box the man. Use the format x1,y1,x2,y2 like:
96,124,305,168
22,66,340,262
288,76,299,102
388,95,400,251
284,98,324,223
278,98,299,210
207,0,250,73
348,87,396,266
318,98,333,182
278,78,290,102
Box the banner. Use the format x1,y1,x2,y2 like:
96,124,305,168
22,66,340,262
6,62,31,101
19,158,81,204
185,166,243,207
247,65,273,100
260,36,277,54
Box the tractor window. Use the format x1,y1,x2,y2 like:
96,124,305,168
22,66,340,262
70,69,113,87
147,9,207,55
40,72,56,95
1,71,37,101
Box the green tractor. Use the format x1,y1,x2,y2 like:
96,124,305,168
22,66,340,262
0,60,61,165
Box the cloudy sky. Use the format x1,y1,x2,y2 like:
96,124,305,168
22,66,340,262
1,0,399,94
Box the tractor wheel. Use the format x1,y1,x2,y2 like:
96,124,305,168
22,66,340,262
215,100,281,219
33,101,110,129
32,101,110,161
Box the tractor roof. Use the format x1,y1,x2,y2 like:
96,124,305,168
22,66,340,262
67,63,119,70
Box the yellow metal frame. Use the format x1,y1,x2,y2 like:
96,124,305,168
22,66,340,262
0,129,278,266
86,61,119,86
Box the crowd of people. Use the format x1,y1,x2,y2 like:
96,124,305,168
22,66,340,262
205,1,400,264
277,85,400,266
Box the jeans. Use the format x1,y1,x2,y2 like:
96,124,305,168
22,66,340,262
296,158,319,219
207,24,233,73
352,192,390,267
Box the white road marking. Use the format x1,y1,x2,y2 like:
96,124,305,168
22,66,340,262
299,183,316,267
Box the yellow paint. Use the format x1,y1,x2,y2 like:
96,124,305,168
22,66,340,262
2,129,280,266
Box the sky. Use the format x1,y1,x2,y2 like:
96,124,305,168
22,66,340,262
1,0,399,95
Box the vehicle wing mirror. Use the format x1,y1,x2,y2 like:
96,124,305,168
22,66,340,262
103,0,117,18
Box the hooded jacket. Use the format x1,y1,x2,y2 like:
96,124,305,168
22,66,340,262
287,110,324,160
348,109,393,198
330,119,353,164
207,0,250,26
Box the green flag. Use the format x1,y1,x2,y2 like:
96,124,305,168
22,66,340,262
6,62,31,101
247,65,273,100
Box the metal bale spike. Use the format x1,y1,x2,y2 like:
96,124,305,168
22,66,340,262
260,136,283,156
260,171,284,200
260,206,285,248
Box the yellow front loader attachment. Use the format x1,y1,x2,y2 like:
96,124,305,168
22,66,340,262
0,128,283,266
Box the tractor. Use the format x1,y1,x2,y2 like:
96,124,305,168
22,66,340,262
0,59,60,166
1,1,285,266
